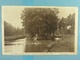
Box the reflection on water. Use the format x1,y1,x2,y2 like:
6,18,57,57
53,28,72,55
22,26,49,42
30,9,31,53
25,40,50,52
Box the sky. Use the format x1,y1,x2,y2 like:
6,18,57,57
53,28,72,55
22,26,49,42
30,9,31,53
2,6,78,28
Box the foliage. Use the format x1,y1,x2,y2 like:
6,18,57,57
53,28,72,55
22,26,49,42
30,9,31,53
58,13,75,34
21,8,59,39
4,21,24,36
66,13,75,34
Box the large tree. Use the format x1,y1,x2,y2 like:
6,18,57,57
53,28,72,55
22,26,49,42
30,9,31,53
21,8,59,39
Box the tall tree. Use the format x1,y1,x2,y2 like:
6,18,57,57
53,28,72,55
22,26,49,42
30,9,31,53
21,8,59,39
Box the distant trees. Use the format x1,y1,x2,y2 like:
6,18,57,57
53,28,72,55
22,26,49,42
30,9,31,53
58,13,75,34
21,8,59,40
66,13,75,34
58,17,66,29
4,21,24,36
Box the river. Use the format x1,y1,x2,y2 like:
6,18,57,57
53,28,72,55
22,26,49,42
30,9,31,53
4,38,26,54
4,38,51,54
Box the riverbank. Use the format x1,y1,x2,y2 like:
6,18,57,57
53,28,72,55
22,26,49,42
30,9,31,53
46,35,75,52
4,35,25,42
4,35,75,52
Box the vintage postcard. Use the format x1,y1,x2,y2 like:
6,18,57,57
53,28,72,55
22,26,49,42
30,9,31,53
2,6,78,55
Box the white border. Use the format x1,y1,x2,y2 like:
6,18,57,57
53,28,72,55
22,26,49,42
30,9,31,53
2,6,78,55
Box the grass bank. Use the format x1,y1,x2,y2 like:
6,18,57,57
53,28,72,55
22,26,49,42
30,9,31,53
47,35,75,52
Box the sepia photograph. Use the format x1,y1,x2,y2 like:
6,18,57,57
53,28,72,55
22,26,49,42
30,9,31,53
2,6,78,55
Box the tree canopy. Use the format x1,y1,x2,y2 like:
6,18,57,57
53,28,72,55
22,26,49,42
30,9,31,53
21,8,59,39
